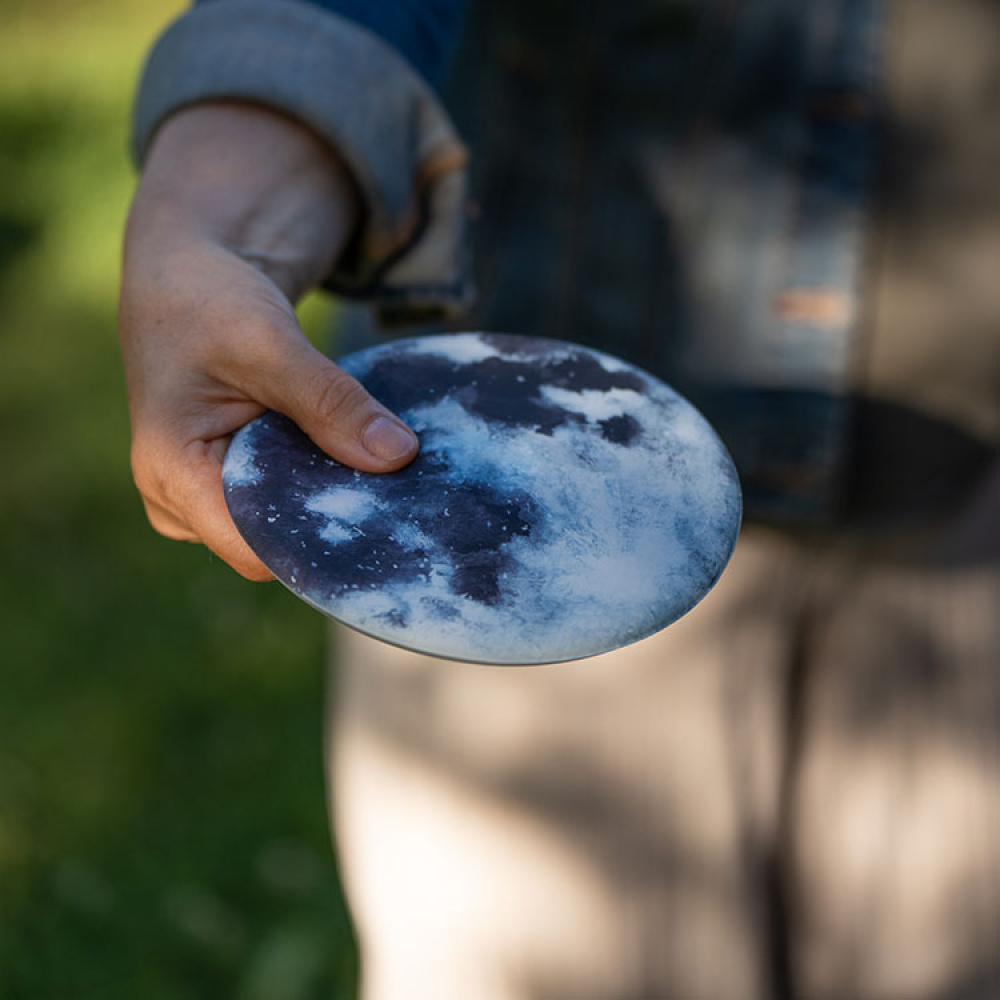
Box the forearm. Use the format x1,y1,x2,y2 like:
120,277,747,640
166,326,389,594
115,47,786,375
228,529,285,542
127,101,360,303
133,0,470,313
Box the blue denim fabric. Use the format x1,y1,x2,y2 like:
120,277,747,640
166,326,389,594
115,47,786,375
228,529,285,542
430,0,883,521
196,0,466,86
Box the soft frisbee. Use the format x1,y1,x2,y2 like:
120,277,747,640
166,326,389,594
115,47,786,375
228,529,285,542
223,333,741,664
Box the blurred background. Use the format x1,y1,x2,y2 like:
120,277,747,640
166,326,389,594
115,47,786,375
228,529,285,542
0,1,358,996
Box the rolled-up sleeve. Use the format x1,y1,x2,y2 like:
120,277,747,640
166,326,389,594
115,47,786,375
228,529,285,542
276,0,465,89
132,0,471,313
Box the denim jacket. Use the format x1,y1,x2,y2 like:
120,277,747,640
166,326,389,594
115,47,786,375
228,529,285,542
134,0,886,522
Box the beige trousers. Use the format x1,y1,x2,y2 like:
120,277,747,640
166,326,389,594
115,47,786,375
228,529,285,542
325,509,999,999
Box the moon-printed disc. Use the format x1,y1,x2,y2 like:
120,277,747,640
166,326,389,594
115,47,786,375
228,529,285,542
223,333,741,664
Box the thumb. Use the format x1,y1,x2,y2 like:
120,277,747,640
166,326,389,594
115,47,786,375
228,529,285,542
248,334,419,473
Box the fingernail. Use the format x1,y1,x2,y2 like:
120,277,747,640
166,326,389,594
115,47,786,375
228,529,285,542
362,416,417,462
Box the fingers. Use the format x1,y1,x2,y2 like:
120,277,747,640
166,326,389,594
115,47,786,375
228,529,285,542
134,438,274,582
122,238,417,583
238,332,419,473
180,439,275,582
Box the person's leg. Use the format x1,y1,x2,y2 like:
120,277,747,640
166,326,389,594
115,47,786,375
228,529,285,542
788,540,1000,999
324,527,809,1000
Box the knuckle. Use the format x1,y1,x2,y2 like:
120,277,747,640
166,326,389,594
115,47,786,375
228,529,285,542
130,439,171,504
143,501,195,543
130,448,159,502
310,368,372,427
217,318,297,388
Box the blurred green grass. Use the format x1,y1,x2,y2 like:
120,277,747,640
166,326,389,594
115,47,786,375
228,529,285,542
0,2,357,996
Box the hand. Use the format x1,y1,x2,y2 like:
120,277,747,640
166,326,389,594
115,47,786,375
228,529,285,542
119,102,418,580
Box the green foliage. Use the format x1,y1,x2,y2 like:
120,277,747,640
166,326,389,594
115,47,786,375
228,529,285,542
0,3,354,996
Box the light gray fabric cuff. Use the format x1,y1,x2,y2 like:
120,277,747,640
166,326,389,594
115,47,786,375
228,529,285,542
132,0,471,315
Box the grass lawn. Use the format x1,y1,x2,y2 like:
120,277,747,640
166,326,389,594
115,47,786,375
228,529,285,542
0,2,358,996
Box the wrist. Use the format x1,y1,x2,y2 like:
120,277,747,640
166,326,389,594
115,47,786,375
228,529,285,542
129,101,360,299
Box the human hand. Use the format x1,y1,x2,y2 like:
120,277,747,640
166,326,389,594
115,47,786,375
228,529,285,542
119,103,418,580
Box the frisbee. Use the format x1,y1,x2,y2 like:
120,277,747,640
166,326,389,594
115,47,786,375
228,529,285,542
222,333,741,664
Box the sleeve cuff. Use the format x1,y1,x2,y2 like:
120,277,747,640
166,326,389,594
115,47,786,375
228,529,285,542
132,0,472,316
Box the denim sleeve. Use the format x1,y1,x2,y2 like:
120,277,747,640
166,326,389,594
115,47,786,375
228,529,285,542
196,0,467,89
133,0,471,314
